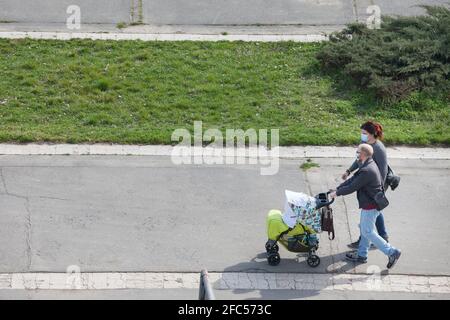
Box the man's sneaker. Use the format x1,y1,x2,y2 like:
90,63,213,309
345,251,367,264
387,249,402,269
347,238,376,250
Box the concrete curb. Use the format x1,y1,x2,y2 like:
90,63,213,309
0,31,328,42
0,272,449,293
0,144,449,159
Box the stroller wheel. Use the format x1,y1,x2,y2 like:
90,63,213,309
267,253,281,266
265,242,279,253
307,255,320,268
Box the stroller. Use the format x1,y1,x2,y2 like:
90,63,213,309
265,191,334,267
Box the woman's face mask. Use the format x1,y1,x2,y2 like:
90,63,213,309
361,133,369,143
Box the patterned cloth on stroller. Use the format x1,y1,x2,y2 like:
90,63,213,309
282,190,322,232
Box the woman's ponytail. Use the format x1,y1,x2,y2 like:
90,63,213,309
361,120,384,140
373,122,384,140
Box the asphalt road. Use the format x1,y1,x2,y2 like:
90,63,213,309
0,155,449,276
0,0,448,25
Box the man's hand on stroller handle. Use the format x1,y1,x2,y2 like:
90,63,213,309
329,190,337,199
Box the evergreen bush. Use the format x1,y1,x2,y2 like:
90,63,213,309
317,6,450,102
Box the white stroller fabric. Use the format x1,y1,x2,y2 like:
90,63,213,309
282,190,321,232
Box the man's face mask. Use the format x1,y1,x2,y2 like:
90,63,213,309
356,150,362,164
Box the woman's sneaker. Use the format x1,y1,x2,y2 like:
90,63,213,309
347,238,376,250
345,251,367,264
387,249,402,269
347,239,360,249
347,235,389,250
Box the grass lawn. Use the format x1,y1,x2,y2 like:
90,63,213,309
0,39,448,146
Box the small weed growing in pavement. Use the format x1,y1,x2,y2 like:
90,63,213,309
300,159,320,171
116,22,127,29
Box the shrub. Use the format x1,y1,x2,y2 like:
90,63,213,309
317,5,450,102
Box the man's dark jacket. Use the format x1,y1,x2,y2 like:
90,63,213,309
336,158,383,209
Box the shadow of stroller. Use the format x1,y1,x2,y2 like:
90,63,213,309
220,251,389,300
223,251,358,274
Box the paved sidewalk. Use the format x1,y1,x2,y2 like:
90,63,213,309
1,0,447,43
1,155,449,275
0,30,328,42
1,1,447,42
0,154,449,299
1,0,446,25
0,144,449,159
0,22,343,36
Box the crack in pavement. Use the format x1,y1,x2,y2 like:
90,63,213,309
342,196,354,244
24,198,33,271
0,169,71,203
0,167,29,200
339,195,356,273
322,170,336,273
0,167,33,271
0,167,9,194
35,195,71,202
352,0,359,22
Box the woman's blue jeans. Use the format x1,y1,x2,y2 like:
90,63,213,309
375,212,388,238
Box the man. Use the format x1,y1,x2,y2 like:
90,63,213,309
330,144,401,269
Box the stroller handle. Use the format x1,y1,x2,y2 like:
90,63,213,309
315,191,335,209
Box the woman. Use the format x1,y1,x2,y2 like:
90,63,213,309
342,121,389,249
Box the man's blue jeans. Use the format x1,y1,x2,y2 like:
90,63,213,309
358,209,396,259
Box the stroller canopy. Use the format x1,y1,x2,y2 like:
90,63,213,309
283,190,321,232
